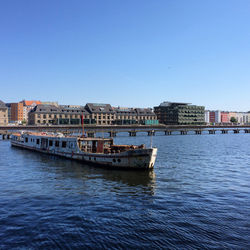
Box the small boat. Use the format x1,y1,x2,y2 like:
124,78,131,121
11,131,157,170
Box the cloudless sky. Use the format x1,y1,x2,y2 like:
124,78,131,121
0,0,250,111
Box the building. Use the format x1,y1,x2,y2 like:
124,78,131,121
28,102,159,126
208,110,222,124
221,112,229,123
28,104,92,125
9,102,24,123
154,102,205,125
85,103,115,125
0,100,8,125
205,110,210,124
113,107,158,125
235,112,250,124
21,100,41,124
41,101,58,106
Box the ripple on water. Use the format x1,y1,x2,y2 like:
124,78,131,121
0,135,250,248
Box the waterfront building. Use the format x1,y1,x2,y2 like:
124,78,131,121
28,103,158,126
113,107,158,125
85,103,115,125
154,102,205,125
21,100,41,124
208,110,221,124
8,102,24,123
0,100,8,125
205,110,210,124
221,112,229,123
235,112,250,125
28,104,92,125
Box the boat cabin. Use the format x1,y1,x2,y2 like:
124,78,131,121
78,138,114,154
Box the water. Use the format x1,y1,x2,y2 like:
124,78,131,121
0,133,250,249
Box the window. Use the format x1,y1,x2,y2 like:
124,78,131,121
55,141,59,147
43,114,46,118
36,139,40,145
49,140,53,146
62,141,67,148
25,137,28,143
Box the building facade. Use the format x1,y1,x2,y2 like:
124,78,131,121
28,103,159,126
154,102,205,125
28,104,92,125
21,100,41,124
0,100,8,125
9,102,24,123
113,107,158,125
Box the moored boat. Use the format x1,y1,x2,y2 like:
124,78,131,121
11,132,157,170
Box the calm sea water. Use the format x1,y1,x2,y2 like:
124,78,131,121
0,132,250,249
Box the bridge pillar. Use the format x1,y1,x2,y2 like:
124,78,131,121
2,134,6,140
129,131,136,137
87,132,95,138
244,129,250,133
6,134,10,139
221,130,228,134
195,130,202,135
109,131,117,137
180,130,187,135
165,131,172,135
148,131,155,136
209,130,215,134
233,129,240,134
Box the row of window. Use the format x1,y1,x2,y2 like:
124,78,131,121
35,114,156,120
25,137,75,149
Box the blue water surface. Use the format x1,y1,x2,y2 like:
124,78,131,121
0,133,249,249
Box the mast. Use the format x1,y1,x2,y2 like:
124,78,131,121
81,112,85,137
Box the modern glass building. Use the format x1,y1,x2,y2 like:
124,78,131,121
154,102,205,125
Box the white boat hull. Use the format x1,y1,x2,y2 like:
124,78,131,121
11,135,157,170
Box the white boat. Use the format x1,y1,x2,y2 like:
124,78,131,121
11,132,157,170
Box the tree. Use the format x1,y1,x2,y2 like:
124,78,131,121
230,117,237,123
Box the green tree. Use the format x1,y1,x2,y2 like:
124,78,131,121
230,117,237,123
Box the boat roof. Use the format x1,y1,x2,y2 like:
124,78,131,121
12,131,113,141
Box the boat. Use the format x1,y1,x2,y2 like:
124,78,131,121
10,131,157,170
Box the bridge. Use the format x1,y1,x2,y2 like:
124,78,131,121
1,124,250,139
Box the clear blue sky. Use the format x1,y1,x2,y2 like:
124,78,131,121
1,0,250,111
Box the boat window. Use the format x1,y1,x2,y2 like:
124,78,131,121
36,139,40,145
62,141,67,148
55,141,59,147
118,159,121,163
49,140,53,146
25,137,28,143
